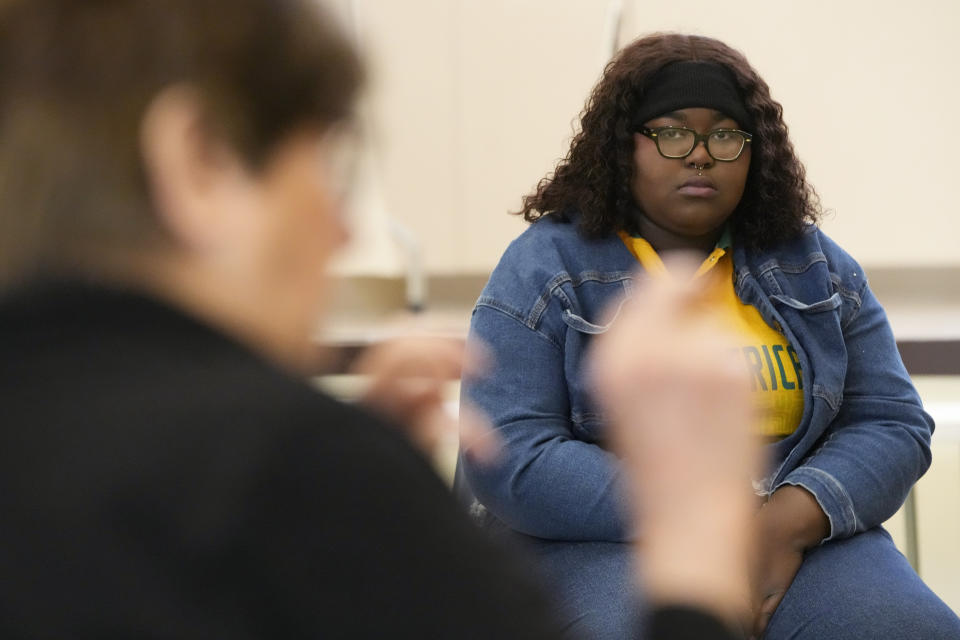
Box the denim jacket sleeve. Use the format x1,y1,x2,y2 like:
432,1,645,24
460,302,632,542
772,236,933,542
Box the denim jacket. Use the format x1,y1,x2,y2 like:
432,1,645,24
459,215,933,543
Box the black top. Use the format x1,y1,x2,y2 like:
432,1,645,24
0,282,560,638
649,606,741,640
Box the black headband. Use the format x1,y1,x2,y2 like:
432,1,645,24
634,61,753,131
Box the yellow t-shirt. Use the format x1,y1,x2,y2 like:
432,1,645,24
619,232,804,439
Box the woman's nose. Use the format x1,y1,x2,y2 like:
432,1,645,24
686,138,713,167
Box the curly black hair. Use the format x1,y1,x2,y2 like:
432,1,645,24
516,33,819,249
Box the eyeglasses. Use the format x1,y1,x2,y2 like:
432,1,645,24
639,126,753,162
318,119,362,208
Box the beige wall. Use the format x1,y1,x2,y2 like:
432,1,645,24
332,0,960,276
332,0,607,275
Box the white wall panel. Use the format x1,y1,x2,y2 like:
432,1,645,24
334,0,960,275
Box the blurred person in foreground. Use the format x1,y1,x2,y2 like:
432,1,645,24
0,1,772,638
0,0,555,636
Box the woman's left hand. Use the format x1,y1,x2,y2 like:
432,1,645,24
749,524,804,638
750,485,830,638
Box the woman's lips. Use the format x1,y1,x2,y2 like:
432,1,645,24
678,177,718,197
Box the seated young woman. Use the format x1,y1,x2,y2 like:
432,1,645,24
458,32,960,640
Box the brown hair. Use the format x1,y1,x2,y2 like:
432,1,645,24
0,0,363,287
517,33,819,249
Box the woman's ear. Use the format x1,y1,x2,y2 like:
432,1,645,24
139,85,252,254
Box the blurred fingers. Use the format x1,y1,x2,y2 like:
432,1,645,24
352,336,466,382
458,400,502,466
348,335,500,466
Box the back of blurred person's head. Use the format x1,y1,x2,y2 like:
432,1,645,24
0,0,362,280
0,0,363,366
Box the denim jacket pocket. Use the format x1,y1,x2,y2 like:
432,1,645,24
560,294,629,334
770,291,842,313
769,289,847,428
560,308,622,446
561,310,614,334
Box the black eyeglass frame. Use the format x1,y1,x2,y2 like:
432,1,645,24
639,126,753,162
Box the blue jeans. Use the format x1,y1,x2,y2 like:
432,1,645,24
512,527,960,639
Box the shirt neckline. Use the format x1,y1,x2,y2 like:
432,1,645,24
618,229,730,280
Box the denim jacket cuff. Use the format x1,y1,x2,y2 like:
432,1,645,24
775,466,859,542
